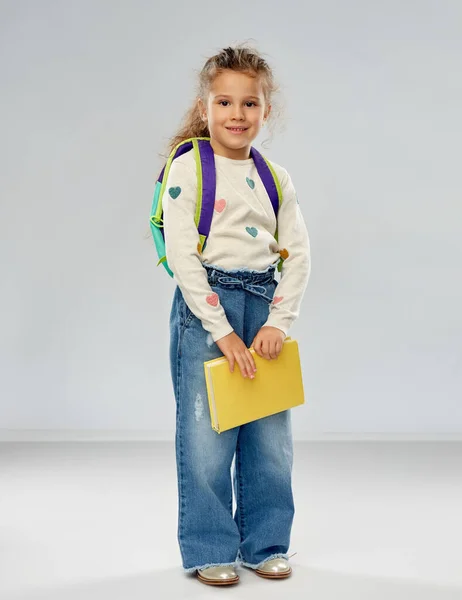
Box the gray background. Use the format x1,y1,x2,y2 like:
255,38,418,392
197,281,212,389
1,0,461,439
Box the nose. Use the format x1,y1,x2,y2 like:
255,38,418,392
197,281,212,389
231,104,244,121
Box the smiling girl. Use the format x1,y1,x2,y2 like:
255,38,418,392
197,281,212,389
159,44,311,586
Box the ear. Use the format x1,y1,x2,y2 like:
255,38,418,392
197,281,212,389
263,103,272,123
197,98,207,123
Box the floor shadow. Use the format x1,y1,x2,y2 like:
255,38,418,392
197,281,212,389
5,563,462,600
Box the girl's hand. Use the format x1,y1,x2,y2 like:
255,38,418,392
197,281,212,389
251,326,285,360
215,332,257,379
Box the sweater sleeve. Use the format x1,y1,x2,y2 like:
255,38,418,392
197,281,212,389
263,168,311,335
163,158,234,342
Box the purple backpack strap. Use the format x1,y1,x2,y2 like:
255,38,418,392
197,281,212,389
250,147,280,218
197,139,216,238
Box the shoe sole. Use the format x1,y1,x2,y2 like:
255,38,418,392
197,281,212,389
197,572,240,586
255,567,292,579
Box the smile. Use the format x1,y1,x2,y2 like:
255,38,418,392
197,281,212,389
226,127,249,134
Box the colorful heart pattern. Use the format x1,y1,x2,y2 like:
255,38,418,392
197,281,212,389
206,293,219,307
279,248,289,260
246,177,255,190
214,198,227,213
246,226,258,238
273,296,284,305
169,186,181,199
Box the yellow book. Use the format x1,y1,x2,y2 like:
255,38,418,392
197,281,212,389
203,338,305,434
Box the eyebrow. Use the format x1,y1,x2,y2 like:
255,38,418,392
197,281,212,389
213,94,261,100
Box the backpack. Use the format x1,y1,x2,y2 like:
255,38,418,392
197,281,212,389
150,137,284,277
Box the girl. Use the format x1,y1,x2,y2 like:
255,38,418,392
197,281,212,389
162,45,311,586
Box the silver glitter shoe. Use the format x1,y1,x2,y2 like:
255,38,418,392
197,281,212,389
197,565,240,586
255,557,292,579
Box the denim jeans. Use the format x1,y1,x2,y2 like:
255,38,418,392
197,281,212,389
169,264,294,572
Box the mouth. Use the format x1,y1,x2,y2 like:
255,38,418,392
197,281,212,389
226,126,249,134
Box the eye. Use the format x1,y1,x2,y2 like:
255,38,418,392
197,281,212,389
219,100,230,106
245,101,257,107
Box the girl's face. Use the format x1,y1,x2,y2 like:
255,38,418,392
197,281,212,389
199,70,271,160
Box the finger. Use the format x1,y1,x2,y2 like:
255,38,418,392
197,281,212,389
269,339,278,359
245,349,256,375
228,354,235,373
239,350,253,379
234,353,248,378
253,336,263,358
275,338,283,357
261,340,270,360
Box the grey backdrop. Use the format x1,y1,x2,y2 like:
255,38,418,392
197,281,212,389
1,0,461,439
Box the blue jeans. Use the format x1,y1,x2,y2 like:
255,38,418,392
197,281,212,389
169,264,294,572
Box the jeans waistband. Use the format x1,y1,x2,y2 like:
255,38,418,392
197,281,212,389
204,264,276,304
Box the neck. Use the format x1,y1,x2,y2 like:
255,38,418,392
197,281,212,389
210,138,251,160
